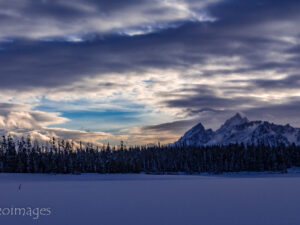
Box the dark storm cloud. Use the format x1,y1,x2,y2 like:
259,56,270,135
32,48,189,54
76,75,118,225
161,84,256,110
287,44,300,54
142,119,198,134
0,0,298,91
243,99,300,127
229,74,300,91
186,108,225,116
251,74,300,90
164,95,255,109
0,0,216,40
0,26,284,90
210,0,300,30
0,0,154,27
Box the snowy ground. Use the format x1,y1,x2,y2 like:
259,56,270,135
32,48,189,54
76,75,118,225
0,172,300,225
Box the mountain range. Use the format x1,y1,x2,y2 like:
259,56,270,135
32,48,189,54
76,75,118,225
174,113,300,146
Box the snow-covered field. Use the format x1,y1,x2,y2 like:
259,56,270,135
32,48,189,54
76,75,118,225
0,173,300,225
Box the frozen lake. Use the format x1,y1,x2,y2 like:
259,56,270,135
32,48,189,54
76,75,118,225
0,173,300,225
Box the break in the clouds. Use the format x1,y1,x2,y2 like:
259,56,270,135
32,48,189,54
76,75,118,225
0,0,299,145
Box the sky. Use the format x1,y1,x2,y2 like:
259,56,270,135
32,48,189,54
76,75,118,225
0,0,299,145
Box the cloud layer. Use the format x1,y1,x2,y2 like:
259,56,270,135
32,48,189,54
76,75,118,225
0,0,217,39
0,103,122,145
0,0,299,144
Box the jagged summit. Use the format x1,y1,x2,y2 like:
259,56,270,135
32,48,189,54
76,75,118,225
189,122,205,132
217,113,249,133
176,122,213,146
175,114,300,146
222,113,248,127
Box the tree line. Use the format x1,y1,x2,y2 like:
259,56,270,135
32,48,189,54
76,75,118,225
0,135,299,174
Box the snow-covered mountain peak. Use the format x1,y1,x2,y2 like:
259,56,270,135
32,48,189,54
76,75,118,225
221,113,249,128
189,122,205,132
176,122,213,146
175,114,300,146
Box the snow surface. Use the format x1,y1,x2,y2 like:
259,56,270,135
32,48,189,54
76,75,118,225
1,172,300,225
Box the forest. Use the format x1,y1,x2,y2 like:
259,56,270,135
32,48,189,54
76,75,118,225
0,135,299,174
